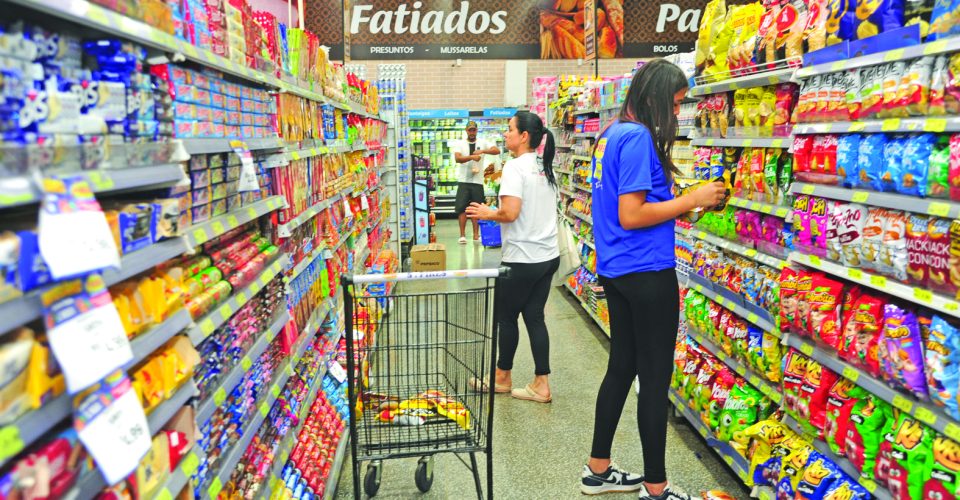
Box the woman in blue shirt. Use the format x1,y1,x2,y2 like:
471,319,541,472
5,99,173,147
578,60,726,500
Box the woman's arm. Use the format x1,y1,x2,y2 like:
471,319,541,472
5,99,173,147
618,181,726,230
465,196,522,223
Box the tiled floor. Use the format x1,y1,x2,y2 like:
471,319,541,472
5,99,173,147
332,220,748,499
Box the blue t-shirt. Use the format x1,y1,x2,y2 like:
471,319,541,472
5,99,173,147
591,121,676,278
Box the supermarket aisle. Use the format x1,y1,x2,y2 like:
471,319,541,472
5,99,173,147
334,220,748,499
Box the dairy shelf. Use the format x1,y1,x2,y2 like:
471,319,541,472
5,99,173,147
789,251,960,320
792,182,960,220
185,256,288,344
675,226,788,270
783,331,960,443
685,327,782,404
686,273,779,333
667,389,754,486
690,67,797,97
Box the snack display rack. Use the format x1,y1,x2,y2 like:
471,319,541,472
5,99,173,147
0,0,402,497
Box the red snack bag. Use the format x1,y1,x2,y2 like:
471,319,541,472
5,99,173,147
907,214,932,287
794,135,814,174
795,271,819,333
875,409,900,489
718,310,734,355
824,378,867,457
813,135,840,175
929,217,956,296
950,134,960,202
780,268,800,329
783,349,809,414
808,275,844,349
840,294,886,376
796,359,840,439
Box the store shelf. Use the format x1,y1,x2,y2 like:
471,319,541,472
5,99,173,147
563,282,610,337
186,196,286,247
569,208,592,224
0,392,71,468
686,272,779,333
793,116,960,135
0,165,187,209
155,448,205,499
581,238,596,250
690,67,797,97
675,226,788,270
789,251,960,320
667,389,753,486
201,365,294,500
195,312,290,425
281,143,367,164
277,187,357,238
125,309,193,369
791,182,960,220
186,256,288,344
571,155,592,162
678,126,693,138
573,132,598,139
686,327,782,404
797,36,960,78
324,433,351,500
0,236,193,335
559,187,576,197
781,414,894,500
182,137,284,155
690,137,790,148
574,184,592,193
727,197,792,219
554,167,574,175
289,245,329,283
783,331,960,443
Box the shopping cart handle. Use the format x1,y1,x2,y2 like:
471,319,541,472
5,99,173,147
345,267,510,284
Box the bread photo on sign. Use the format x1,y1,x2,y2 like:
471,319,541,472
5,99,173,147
538,0,623,59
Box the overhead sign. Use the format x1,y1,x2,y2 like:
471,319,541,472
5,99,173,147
409,109,470,119
306,0,710,60
482,108,517,118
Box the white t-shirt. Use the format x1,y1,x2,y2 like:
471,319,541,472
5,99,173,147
450,138,496,185
499,152,559,264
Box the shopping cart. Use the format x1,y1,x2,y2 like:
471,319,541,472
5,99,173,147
341,268,506,499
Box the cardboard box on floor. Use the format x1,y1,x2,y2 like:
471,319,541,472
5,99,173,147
410,243,446,271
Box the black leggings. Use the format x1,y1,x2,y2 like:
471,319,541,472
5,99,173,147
591,269,679,484
496,257,560,376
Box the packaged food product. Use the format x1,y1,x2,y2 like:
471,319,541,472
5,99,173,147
795,451,844,498
811,196,830,250
717,382,762,441
796,271,818,332
777,0,809,61
855,0,905,39
838,133,862,188
951,219,960,293
796,359,840,438
780,268,800,327
845,396,891,478
862,207,889,272
882,304,929,399
846,69,865,121
822,479,871,500
778,442,815,498
705,367,737,431
931,55,949,116
925,315,960,418
883,62,911,118
930,0,960,39
923,433,960,499
808,275,845,348
694,358,721,413
888,416,933,500
881,135,909,193
826,0,859,43
904,0,933,36
783,349,809,413
902,56,934,115
697,0,726,68
859,133,888,191
840,294,886,376
908,213,932,286
930,217,957,295
929,136,951,199
861,65,886,120
950,135,960,201
824,378,867,456
827,202,845,261
838,203,870,267
874,405,899,486
880,210,909,281
762,332,783,382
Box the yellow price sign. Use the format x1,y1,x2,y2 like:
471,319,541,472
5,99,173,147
945,423,960,442
192,228,209,245
929,201,952,218
247,207,258,219
236,292,248,304
914,288,934,303
884,48,906,62
848,268,864,280
0,426,24,462
801,184,816,195
742,139,753,148
697,231,707,239
945,302,960,312
208,478,223,499
227,215,240,228
716,296,726,305
892,394,914,413
776,207,789,217
924,118,948,133
860,478,878,493
760,205,773,214
745,249,758,257
870,275,888,288
214,387,227,406
260,401,270,416
830,61,845,71
291,151,302,161
695,284,704,292
809,255,822,266
199,318,216,336
180,452,201,476
821,124,834,133
881,118,902,131
218,303,234,318
156,489,173,500
842,366,860,382
747,313,759,323
851,191,870,203
211,220,226,235
800,343,814,356
849,122,867,132
272,385,281,398
915,406,938,426
241,357,253,371
924,39,949,55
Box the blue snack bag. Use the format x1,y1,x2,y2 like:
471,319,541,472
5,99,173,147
880,135,908,192
925,315,960,419
900,133,937,196
855,0,905,39
795,451,844,498
822,477,870,499
838,133,862,188
859,133,888,191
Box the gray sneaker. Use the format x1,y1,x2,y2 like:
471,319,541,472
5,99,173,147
637,483,702,500
579,463,644,495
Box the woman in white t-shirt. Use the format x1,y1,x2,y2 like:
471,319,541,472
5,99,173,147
466,111,560,403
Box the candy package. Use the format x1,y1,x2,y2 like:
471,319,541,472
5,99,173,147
908,214,932,286
929,217,956,295
925,315,960,418
923,434,960,499
845,396,891,478
824,378,867,456
840,294,886,376
782,350,809,413
795,359,840,438
808,275,844,348
882,304,929,399
887,416,933,500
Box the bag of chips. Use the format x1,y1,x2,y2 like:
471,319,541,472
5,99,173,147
762,333,783,383
717,382,762,441
796,359,840,438
951,219,960,295
861,65,886,119
859,133,888,191
840,294,886,376
926,315,960,418
780,268,799,331
826,0,858,43
931,55,949,116
929,136,951,199
930,0,960,40
795,271,819,332
808,275,845,348
874,406,899,487
881,135,909,193
838,203,870,267
783,349,809,413
883,304,930,399
862,207,889,272
929,217,956,296
827,201,844,262
901,133,938,197
845,396,891,478
838,133,862,188
855,0,905,39
824,377,868,456
778,443,815,499
704,366,737,431
923,433,960,499
795,451,844,499
694,358,721,413
884,62,911,118
902,56,934,116
888,416,933,500
908,213,932,287
823,478,871,500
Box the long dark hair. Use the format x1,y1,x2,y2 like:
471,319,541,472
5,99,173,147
513,110,557,188
605,59,688,180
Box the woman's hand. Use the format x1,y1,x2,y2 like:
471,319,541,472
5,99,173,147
465,202,495,220
690,181,727,210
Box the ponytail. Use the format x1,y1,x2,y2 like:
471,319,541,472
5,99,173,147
513,111,557,188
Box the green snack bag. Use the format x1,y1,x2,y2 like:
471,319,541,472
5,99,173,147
824,378,867,456
718,382,761,441
928,136,950,199
923,433,960,499
844,396,890,478
873,404,900,486
888,416,933,500
764,149,782,204
778,155,794,202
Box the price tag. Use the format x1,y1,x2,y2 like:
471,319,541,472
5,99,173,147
716,296,726,305
695,284,704,292
801,184,815,195
842,366,861,382
742,139,753,148
259,401,270,416
310,148,318,156
218,303,234,318
924,118,948,133
697,231,708,239
291,151,302,161
822,124,834,133
87,172,116,191
361,195,370,210
749,375,761,387
745,249,758,258
236,292,248,304
800,343,814,356
214,387,227,406
180,451,200,476
870,275,888,288
915,406,938,426
851,191,870,203
881,118,902,131
192,228,209,245
848,268,864,280
227,215,239,228
750,202,761,211
914,288,934,303
929,201,952,217
272,385,281,398
945,423,960,442
946,302,960,312
0,426,24,463
892,394,914,413
208,477,223,499
44,279,133,393
38,177,120,278
705,139,715,146
182,43,200,59
747,313,759,324
849,122,867,132
760,204,773,214
241,356,252,371
211,220,226,235
328,360,348,383
924,39,949,55
75,373,151,485
809,255,822,266
775,207,789,218
703,86,713,94
830,61,845,71
156,489,173,500
884,48,905,62
860,477,878,493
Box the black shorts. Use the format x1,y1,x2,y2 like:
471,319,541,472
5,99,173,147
454,182,485,214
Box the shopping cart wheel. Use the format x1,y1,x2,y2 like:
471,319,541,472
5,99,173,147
414,456,434,493
364,461,382,497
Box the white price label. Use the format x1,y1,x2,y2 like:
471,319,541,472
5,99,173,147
343,198,353,218
75,376,151,485
39,199,119,279
48,298,132,393
328,360,348,383
231,141,260,193
361,195,370,210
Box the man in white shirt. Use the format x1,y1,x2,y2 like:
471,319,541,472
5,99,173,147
451,121,500,244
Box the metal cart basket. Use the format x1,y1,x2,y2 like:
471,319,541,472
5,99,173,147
341,268,505,499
